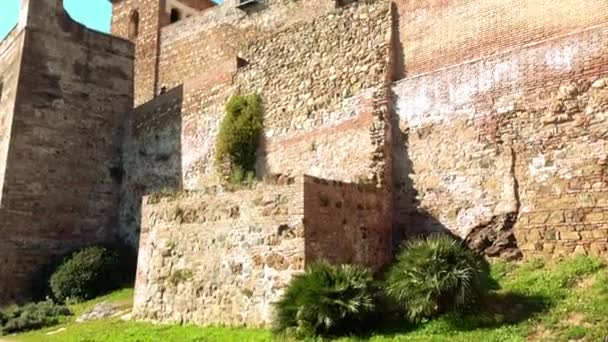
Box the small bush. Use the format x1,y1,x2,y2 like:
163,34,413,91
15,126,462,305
215,94,263,181
169,269,193,286
273,262,376,338
0,300,71,335
50,245,136,303
385,234,491,322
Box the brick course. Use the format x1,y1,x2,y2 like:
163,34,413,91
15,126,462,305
0,0,133,303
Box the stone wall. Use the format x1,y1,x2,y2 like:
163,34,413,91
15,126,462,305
393,0,608,79
0,0,134,304
133,175,392,326
0,26,24,206
157,0,337,92
119,0,393,243
133,178,305,327
111,0,168,106
119,86,185,244
303,176,392,270
392,22,608,259
237,0,391,184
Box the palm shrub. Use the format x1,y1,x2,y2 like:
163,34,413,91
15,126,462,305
385,234,491,322
273,262,376,338
50,245,136,303
0,300,71,335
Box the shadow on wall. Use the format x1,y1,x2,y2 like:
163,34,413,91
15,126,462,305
119,86,185,246
389,87,522,260
390,2,406,81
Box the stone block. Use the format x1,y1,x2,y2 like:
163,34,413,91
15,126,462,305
589,242,607,257
584,212,604,223
573,245,588,256
559,231,582,241
591,229,608,240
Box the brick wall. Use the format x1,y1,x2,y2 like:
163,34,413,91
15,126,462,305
303,176,392,270
392,22,608,259
237,0,391,184
393,0,608,78
133,178,305,326
119,1,393,243
157,0,337,92
112,0,167,106
0,27,24,207
0,0,134,304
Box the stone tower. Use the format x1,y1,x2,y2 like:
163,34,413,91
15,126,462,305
109,0,216,106
0,0,133,304
110,0,167,106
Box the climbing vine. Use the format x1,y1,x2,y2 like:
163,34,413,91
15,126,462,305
215,94,264,182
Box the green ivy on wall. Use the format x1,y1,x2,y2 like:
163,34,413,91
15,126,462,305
215,94,263,183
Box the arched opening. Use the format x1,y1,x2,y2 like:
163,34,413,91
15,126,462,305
129,10,140,39
170,8,181,23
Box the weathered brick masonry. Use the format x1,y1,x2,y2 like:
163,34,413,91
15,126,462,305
3,0,608,325
127,0,395,325
0,0,133,303
0,27,23,209
120,0,608,326
118,0,393,243
393,22,608,259
393,0,608,78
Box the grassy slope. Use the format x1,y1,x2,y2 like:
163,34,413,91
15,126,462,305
8,256,608,342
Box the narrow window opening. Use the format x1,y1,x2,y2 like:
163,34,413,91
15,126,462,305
129,10,140,39
0,80,4,101
170,8,181,23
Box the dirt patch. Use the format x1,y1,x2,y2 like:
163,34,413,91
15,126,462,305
576,275,596,289
561,312,592,328
527,325,552,341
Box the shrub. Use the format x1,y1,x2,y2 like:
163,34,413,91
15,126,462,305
215,94,263,181
385,234,491,322
0,300,71,335
273,262,376,338
50,245,136,303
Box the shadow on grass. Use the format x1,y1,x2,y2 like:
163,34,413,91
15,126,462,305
348,291,551,340
445,292,551,330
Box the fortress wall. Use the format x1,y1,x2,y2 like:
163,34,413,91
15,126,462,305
120,69,238,243
303,176,392,270
237,0,392,184
120,86,186,244
157,0,336,91
392,22,608,259
119,0,392,244
0,27,25,206
0,1,134,303
112,0,167,106
133,178,305,327
133,175,392,326
393,0,608,78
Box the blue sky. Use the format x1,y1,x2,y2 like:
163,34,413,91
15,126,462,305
0,0,112,40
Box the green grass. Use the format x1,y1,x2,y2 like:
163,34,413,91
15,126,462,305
6,256,608,341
